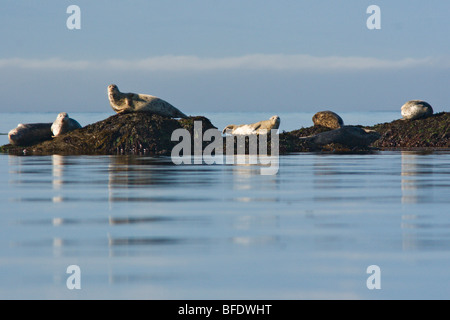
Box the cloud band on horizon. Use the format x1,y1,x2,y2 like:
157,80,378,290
0,54,443,71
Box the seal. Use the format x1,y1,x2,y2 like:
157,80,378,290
107,84,188,118
300,126,380,148
401,100,433,120
51,112,82,137
222,115,280,135
8,123,53,146
312,111,344,129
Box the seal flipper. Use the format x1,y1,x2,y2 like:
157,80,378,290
125,97,134,108
252,123,262,131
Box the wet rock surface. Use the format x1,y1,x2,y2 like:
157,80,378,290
370,112,450,149
1,113,216,156
280,112,450,153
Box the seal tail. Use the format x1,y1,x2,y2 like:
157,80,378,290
222,125,236,134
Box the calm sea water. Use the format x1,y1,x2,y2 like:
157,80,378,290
1,112,450,299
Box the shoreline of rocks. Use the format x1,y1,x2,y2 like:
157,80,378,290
1,109,449,156
1,95,448,156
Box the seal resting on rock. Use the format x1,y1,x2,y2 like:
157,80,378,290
51,112,82,137
300,126,380,148
312,111,344,129
107,84,188,118
401,100,433,120
8,123,53,146
222,115,280,135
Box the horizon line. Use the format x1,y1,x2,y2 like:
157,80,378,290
0,54,445,71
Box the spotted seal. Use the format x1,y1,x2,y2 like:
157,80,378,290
107,84,188,118
300,126,380,148
401,100,433,120
222,115,280,135
51,112,82,137
8,123,53,146
312,111,344,129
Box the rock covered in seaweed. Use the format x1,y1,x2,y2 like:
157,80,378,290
3,111,450,156
370,112,450,149
2,113,216,156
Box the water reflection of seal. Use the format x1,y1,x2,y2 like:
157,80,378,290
51,112,82,137
401,100,433,120
223,115,280,135
107,84,188,118
8,123,52,146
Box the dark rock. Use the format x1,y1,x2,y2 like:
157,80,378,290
3,111,450,156
370,112,450,149
1,113,216,156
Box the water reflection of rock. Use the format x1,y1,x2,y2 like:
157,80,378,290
108,156,173,186
107,156,227,204
312,156,348,204
108,156,175,204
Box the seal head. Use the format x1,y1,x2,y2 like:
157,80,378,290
108,84,126,113
51,112,82,137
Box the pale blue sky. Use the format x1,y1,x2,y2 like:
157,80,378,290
0,0,449,113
